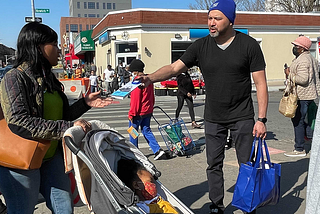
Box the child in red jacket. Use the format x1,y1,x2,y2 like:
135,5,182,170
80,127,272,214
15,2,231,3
128,59,165,160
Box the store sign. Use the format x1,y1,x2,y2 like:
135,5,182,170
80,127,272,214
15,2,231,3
74,30,95,55
99,31,109,44
189,28,248,39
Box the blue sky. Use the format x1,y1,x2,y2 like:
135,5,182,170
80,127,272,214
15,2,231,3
0,0,196,49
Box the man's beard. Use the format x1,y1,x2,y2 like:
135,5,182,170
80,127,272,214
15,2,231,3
209,31,219,38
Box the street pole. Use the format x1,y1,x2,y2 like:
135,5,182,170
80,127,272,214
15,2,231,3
31,0,35,21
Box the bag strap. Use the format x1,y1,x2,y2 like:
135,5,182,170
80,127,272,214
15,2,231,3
254,137,264,168
250,136,273,169
291,76,297,95
262,138,272,165
249,136,257,161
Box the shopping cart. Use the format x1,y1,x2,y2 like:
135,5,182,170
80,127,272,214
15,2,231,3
152,106,195,156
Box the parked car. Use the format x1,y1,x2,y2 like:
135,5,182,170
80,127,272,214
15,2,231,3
0,65,13,82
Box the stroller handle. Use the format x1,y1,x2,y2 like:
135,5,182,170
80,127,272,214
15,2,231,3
64,136,81,155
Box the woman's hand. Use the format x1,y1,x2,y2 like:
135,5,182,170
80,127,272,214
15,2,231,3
74,119,92,133
187,92,192,97
84,91,113,108
284,67,290,78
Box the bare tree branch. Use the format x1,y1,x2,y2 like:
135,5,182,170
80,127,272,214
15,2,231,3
188,0,320,12
188,0,265,11
266,0,320,12
188,0,213,10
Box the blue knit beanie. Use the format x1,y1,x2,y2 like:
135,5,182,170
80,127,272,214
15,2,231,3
208,0,236,24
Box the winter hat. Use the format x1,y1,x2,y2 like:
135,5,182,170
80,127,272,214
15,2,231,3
129,59,145,72
208,0,236,24
291,36,312,50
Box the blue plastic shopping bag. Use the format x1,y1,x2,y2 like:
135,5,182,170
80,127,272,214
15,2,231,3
232,137,281,212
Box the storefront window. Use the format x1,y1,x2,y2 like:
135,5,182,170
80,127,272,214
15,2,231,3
171,42,192,63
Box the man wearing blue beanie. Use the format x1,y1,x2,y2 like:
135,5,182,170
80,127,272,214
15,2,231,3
138,1,268,214
208,0,236,24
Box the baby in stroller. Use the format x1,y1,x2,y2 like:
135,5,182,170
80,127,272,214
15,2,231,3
117,159,178,214
63,120,194,214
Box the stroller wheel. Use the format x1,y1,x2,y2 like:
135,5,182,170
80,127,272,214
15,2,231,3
154,170,162,178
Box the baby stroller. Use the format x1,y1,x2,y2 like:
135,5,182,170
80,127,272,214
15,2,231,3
152,106,196,156
62,120,194,214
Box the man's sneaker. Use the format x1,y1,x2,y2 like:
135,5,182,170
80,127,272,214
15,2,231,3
154,149,165,160
284,150,306,157
192,122,201,129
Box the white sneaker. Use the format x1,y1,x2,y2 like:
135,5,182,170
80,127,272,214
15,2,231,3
154,149,165,160
284,150,306,157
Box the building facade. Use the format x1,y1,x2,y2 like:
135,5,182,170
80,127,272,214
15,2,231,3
69,0,132,18
91,8,320,84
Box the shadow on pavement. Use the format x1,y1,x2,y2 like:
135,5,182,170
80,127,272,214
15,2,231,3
226,158,309,214
265,131,278,141
173,181,210,214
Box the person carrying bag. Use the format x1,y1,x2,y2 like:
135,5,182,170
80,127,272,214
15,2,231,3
283,36,320,157
0,22,113,214
232,137,281,213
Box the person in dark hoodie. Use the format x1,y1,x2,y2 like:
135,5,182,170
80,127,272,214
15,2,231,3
175,70,201,128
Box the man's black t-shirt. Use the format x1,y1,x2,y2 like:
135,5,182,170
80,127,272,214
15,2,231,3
180,31,266,123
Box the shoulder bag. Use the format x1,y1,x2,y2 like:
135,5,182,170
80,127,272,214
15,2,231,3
279,77,298,118
0,105,51,170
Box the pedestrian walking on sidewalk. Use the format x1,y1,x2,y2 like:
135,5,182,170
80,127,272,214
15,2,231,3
116,61,125,87
137,0,268,213
128,59,165,161
103,65,115,94
89,70,98,93
0,22,113,214
284,35,320,157
175,70,201,128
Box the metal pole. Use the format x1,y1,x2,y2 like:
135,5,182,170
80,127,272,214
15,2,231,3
31,0,35,21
